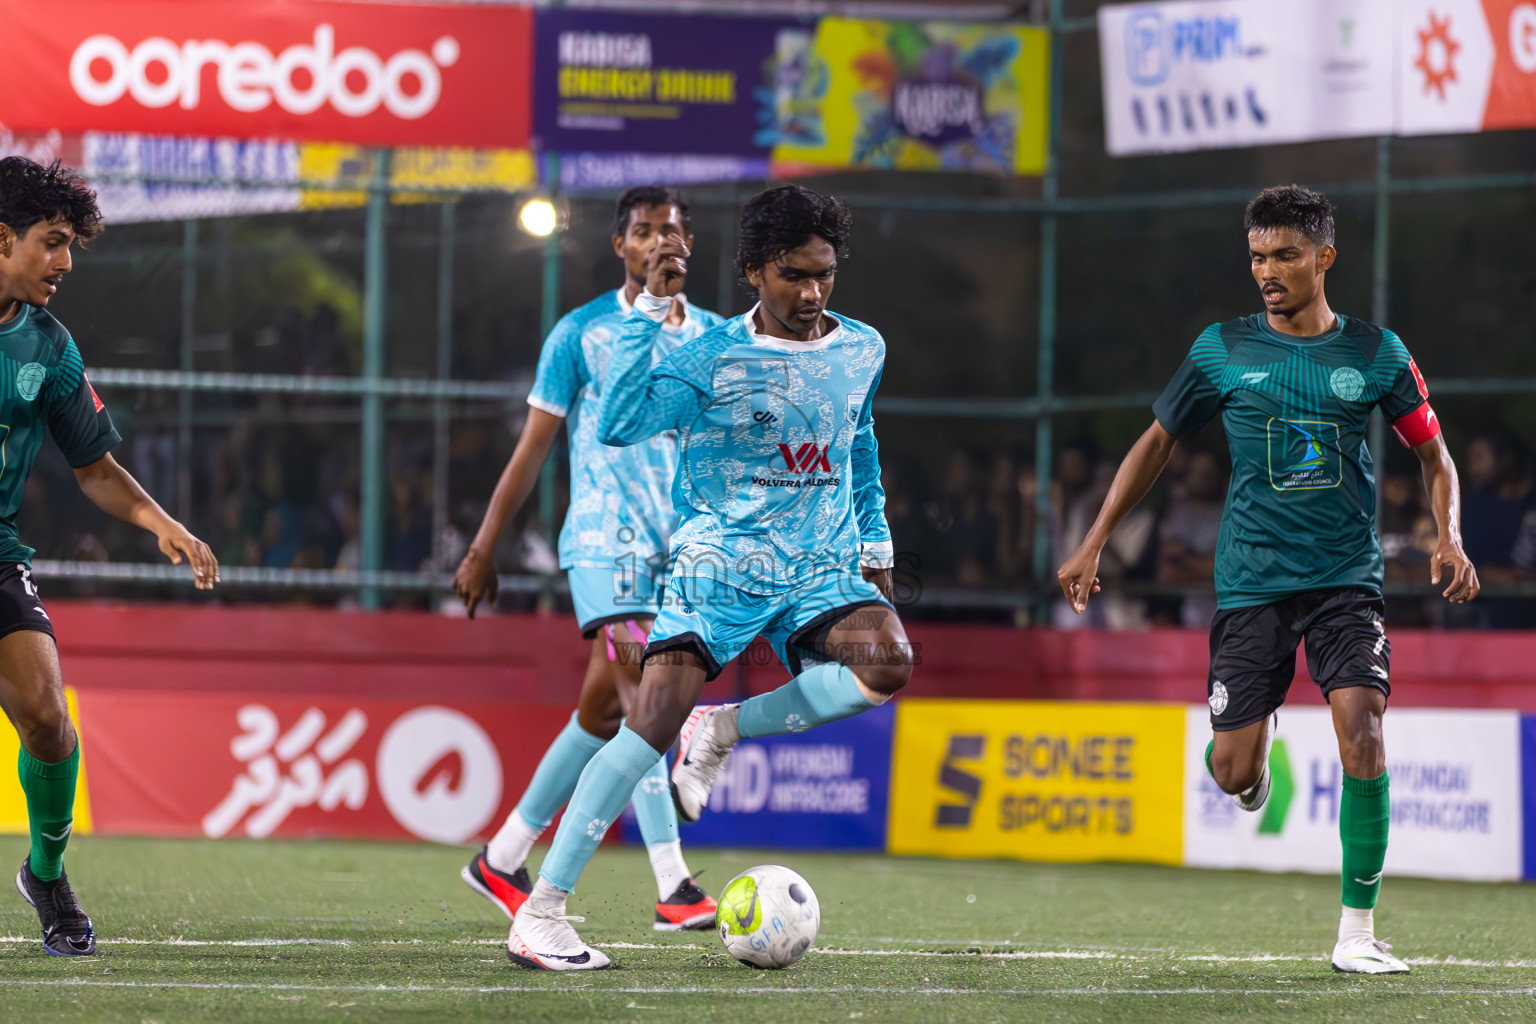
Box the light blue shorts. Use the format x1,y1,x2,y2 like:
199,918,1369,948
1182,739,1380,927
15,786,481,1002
644,569,891,680
568,565,665,638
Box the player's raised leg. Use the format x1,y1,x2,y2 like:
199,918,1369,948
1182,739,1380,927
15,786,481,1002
1,627,93,956
673,590,912,822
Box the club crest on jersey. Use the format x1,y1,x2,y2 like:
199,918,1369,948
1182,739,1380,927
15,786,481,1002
1209,681,1229,715
15,362,45,403
1330,366,1366,402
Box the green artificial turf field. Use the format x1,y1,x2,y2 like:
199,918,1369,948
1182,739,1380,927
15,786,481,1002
0,835,1532,1023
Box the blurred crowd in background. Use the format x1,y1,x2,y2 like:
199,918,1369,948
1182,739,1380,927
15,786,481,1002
22,303,1536,630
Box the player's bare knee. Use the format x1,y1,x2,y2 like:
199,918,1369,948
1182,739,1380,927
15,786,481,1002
1339,734,1385,779
574,707,621,741
13,695,71,762
851,643,912,697
1209,747,1262,795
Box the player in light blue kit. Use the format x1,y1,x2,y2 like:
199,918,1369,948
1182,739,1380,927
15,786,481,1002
453,187,723,932
507,184,913,970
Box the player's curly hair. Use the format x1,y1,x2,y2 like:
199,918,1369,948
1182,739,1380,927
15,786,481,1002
0,157,102,243
612,185,690,238
1244,184,1333,248
736,184,852,288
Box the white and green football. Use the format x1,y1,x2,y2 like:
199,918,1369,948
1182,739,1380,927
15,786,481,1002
717,865,820,969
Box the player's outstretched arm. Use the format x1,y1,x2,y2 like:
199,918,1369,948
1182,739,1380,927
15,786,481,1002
1412,432,1478,603
72,453,219,590
453,406,563,619
1056,420,1178,613
597,233,706,448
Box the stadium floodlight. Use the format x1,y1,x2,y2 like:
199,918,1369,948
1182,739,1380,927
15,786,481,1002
518,198,559,237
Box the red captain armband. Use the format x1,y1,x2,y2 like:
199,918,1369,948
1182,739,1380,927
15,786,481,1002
1392,402,1440,447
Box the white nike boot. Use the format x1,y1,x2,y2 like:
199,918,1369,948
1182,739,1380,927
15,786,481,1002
1332,936,1410,974
671,704,738,823
1331,907,1409,974
506,880,611,971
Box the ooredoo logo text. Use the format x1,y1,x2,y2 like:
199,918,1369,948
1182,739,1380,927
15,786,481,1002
69,25,461,120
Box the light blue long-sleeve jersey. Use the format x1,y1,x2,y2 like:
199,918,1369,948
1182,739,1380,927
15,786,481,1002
527,289,726,571
599,299,893,595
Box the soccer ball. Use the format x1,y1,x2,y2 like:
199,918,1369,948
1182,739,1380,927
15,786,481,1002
716,865,820,969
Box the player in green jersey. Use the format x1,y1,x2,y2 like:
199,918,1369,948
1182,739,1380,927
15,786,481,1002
0,157,219,956
1057,185,1476,975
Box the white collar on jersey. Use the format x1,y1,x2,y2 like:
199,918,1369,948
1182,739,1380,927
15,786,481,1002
744,302,842,352
618,287,691,331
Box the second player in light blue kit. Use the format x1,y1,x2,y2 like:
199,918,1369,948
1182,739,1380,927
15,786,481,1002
507,184,914,970
454,187,723,933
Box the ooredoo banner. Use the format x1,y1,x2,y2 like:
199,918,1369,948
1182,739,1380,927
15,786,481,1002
1098,0,1396,155
887,700,1185,865
0,0,532,149
76,691,573,844
1182,706,1524,882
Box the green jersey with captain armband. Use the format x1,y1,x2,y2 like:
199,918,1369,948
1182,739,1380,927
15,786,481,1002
1153,313,1439,609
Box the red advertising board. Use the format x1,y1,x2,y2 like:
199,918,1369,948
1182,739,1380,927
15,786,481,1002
0,0,531,148
79,691,573,843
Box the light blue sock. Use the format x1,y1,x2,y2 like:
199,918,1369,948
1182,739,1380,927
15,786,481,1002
514,711,607,831
736,663,875,738
630,757,679,847
541,726,661,893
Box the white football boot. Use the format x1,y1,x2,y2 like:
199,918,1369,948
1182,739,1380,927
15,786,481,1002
1331,936,1411,974
671,704,738,823
1234,712,1278,812
507,899,611,971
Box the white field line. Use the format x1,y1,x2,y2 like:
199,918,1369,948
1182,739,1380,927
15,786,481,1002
0,979,1533,998
5,935,1532,969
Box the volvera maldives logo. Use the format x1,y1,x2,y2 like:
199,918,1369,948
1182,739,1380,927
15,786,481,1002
68,25,461,120
776,442,832,475
748,441,840,491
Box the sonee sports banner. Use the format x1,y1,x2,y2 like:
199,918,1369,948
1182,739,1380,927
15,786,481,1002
887,700,1186,865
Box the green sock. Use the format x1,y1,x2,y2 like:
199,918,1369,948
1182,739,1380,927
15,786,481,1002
1204,740,1216,781
19,742,79,882
1340,770,1390,909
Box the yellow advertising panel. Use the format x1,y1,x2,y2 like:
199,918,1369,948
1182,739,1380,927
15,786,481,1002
299,145,536,209
770,18,1050,175
0,687,92,835
889,700,1182,864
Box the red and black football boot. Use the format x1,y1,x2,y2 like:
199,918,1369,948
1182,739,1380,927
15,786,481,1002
461,847,533,920
654,876,717,932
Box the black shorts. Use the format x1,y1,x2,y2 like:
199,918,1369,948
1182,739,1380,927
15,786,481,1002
1206,588,1389,731
0,563,54,641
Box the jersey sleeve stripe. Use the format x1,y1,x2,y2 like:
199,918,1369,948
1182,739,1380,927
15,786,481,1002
526,394,567,417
